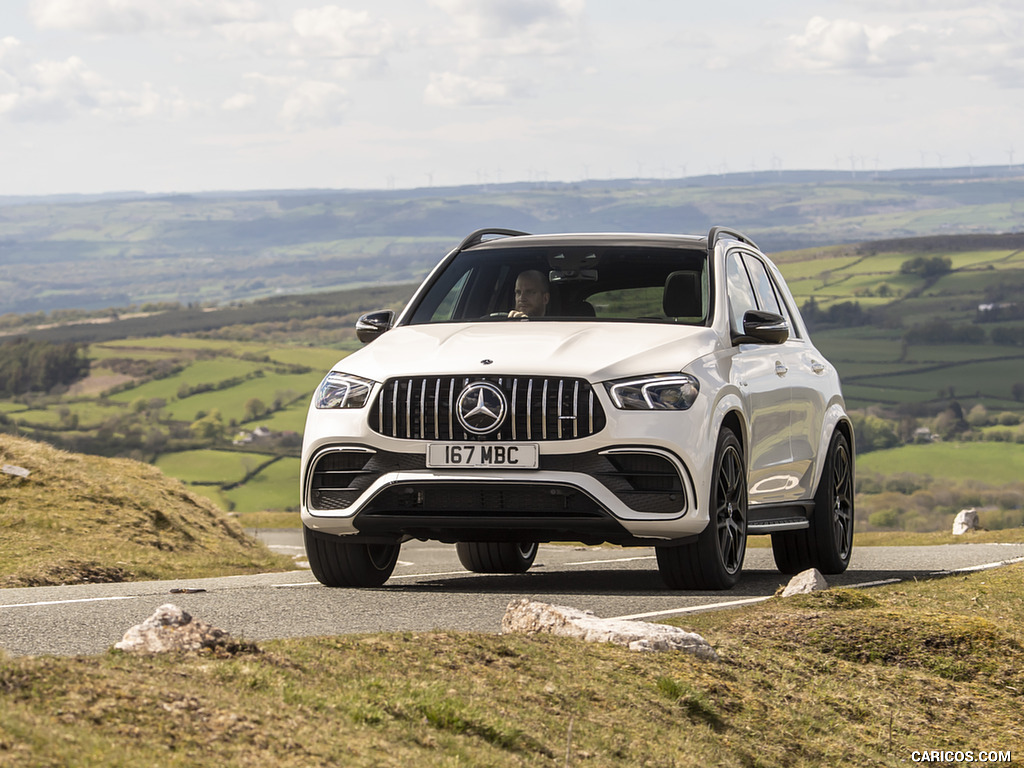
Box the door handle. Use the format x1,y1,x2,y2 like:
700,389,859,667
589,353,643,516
775,361,788,377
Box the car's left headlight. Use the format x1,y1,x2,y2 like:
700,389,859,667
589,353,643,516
314,372,376,409
605,374,700,410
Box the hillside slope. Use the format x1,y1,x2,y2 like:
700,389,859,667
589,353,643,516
0,433,292,586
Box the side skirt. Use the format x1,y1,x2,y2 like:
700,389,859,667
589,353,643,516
746,501,814,534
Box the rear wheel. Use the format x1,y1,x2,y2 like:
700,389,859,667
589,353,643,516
456,541,537,574
303,526,400,587
771,430,854,575
811,431,854,574
657,428,747,590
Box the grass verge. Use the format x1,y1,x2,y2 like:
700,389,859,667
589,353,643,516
1,564,1021,766
0,433,293,586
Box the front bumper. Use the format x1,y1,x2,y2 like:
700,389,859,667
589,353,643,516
300,440,704,544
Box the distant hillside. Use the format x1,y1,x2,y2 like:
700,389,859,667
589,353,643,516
0,433,291,586
2,166,1024,314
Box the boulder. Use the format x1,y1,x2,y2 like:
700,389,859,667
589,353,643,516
115,603,253,655
780,568,828,597
952,508,980,536
500,598,718,661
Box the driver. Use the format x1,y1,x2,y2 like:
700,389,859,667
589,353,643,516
509,270,550,318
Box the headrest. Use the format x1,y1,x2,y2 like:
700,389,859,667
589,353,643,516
663,271,702,318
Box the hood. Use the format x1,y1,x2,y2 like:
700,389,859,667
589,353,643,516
331,321,720,382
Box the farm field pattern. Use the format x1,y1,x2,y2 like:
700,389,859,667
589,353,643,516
3,235,1024,525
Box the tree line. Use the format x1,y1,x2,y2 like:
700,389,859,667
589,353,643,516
0,338,90,396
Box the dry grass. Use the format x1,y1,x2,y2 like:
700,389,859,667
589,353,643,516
0,433,292,586
1,565,1022,766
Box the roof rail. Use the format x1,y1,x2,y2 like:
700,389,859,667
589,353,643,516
707,226,758,253
455,228,531,252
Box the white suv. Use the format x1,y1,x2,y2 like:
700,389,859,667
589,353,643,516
301,227,854,590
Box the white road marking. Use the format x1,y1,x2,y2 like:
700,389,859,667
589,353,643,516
931,555,1024,574
0,595,139,610
610,596,771,620
608,558,1024,622
567,556,657,566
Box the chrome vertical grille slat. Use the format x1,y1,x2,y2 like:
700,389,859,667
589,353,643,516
433,379,441,439
526,379,534,440
510,379,518,440
541,379,549,440
371,375,606,441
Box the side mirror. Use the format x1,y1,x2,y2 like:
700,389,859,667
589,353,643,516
734,310,789,345
355,310,394,344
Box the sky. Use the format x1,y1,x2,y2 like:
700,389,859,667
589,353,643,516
1,0,1023,196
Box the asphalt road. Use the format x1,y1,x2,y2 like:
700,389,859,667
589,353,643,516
2,535,1022,657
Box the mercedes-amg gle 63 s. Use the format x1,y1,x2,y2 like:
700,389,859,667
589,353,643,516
301,227,854,589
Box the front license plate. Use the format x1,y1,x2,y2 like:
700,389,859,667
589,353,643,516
426,443,539,469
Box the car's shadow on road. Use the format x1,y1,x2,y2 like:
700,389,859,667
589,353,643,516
381,567,934,597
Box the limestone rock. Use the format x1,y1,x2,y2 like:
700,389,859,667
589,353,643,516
115,603,253,655
781,568,828,597
952,507,980,536
500,598,718,661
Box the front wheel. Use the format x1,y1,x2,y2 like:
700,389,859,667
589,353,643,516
657,428,747,590
303,526,400,587
456,541,537,573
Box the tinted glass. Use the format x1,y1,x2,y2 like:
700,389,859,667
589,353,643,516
407,246,710,325
725,252,758,330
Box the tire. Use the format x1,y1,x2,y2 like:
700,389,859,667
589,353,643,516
810,431,854,574
770,430,854,575
656,429,747,590
771,528,814,575
455,541,537,574
303,526,400,587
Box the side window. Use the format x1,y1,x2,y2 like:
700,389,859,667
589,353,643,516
742,254,783,316
430,269,472,322
744,253,801,339
725,252,758,331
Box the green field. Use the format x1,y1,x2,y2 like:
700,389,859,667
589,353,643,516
223,457,301,513
5,232,1024,529
160,371,318,423
2,334,342,519
154,449,276,485
858,442,1024,485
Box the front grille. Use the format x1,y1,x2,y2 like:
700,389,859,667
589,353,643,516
372,376,606,441
359,483,605,518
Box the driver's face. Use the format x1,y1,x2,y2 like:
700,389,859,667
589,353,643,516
514,275,549,317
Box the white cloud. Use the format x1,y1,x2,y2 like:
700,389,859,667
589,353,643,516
431,0,586,56
290,7,396,60
221,91,256,111
779,10,1024,86
782,16,904,72
29,0,263,34
424,72,512,106
279,79,349,129
0,36,194,122
424,0,587,108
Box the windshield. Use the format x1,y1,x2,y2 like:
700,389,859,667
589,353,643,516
406,245,710,326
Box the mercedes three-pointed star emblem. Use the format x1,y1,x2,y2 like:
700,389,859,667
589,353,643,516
455,382,507,435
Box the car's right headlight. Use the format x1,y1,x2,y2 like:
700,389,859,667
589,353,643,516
604,374,700,410
314,372,376,409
